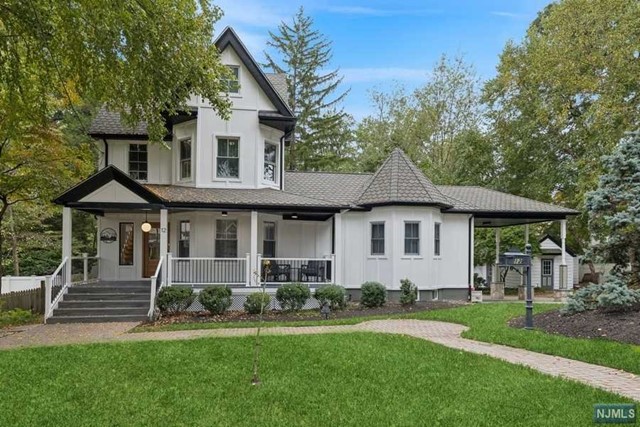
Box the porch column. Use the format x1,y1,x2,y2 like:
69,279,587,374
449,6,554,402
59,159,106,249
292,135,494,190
62,207,72,285
491,228,504,300
160,209,168,282
333,212,343,285
559,219,568,290
250,211,258,282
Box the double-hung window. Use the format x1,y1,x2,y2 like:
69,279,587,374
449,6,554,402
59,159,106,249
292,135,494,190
215,219,237,258
434,223,441,256
370,222,385,256
404,222,420,255
263,142,277,183
129,144,147,180
179,138,192,180
216,138,240,179
178,221,190,257
263,222,276,258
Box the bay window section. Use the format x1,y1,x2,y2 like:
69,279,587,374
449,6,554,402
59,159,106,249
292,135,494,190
263,142,277,183
216,138,239,179
404,222,420,256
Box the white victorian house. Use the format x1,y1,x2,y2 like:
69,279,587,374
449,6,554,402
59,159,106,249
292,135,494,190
47,28,578,323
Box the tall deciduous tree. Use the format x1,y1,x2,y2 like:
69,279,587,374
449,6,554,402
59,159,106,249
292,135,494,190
355,55,493,185
264,6,349,170
585,132,640,289
484,0,640,251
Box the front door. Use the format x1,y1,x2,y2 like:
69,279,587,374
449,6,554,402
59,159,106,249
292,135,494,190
143,222,161,278
541,259,554,289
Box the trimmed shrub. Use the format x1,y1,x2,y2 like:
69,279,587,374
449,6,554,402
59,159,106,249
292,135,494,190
244,292,271,314
399,278,417,306
275,283,310,311
156,287,195,314
314,285,347,310
360,282,386,308
199,286,232,315
560,283,603,316
597,276,640,313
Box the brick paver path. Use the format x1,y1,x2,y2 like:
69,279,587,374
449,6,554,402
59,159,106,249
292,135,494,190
2,319,639,402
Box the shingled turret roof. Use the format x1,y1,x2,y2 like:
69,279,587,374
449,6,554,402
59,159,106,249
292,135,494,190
356,148,453,208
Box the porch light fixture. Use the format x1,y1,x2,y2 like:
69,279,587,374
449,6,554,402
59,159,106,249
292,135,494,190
221,211,228,217
291,213,298,219
141,211,152,233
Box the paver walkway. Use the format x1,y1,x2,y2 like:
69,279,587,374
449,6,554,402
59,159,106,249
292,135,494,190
2,319,639,402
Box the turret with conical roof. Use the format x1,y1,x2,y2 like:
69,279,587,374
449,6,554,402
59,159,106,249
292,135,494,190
356,148,452,208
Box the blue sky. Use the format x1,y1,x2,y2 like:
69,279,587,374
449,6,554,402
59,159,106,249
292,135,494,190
216,0,553,120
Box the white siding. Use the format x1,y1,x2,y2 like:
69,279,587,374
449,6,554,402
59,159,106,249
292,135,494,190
340,207,471,290
103,140,172,184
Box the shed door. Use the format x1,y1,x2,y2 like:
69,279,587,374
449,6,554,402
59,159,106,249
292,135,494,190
541,259,554,289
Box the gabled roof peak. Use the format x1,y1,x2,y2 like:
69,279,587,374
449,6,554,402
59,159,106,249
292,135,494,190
356,148,452,208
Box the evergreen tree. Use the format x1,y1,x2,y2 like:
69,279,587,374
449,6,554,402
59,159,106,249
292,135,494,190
264,7,350,170
585,132,640,289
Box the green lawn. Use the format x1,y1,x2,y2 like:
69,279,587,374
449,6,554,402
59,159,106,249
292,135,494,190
134,303,640,375
0,333,630,426
413,304,640,376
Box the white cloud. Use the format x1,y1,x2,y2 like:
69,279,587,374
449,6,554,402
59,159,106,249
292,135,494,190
326,6,439,16
490,11,528,19
340,67,429,84
216,0,286,28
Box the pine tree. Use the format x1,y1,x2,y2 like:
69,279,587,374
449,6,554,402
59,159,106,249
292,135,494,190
264,7,350,170
585,131,640,289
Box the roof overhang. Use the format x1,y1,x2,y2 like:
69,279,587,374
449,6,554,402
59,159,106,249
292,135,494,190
468,211,576,228
258,111,296,133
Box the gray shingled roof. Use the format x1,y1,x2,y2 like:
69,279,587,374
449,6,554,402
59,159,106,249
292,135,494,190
265,73,289,104
437,186,579,214
356,148,453,207
144,184,344,209
89,107,148,136
284,171,371,206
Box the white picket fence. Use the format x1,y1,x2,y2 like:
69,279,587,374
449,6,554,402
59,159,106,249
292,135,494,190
1,276,46,294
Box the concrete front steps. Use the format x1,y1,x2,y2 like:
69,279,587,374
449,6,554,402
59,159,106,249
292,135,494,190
48,282,151,324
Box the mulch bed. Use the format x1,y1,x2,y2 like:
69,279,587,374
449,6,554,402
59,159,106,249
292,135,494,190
146,301,461,327
509,309,640,345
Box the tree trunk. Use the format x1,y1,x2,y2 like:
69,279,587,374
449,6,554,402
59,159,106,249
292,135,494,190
629,242,640,289
8,205,19,275
586,260,598,284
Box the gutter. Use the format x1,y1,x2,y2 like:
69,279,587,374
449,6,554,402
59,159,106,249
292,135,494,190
102,138,109,168
279,127,294,191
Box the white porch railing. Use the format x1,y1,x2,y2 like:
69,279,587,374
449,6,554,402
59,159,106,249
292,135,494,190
44,257,70,321
148,256,165,319
259,256,335,286
169,254,250,287
70,253,100,284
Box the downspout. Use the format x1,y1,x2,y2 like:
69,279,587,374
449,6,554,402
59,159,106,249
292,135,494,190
468,215,473,301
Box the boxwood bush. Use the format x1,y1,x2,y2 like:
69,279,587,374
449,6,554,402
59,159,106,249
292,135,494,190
244,292,271,314
199,286,232,315
156,287,195,314
399,278,417,306
360,281,386,308
275,283,310,311
314,284,347,310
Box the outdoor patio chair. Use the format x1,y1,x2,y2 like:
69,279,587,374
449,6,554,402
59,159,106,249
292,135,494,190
268,263,291,282
300,260,326,282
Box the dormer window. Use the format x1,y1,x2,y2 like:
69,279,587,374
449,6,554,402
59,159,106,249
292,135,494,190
263,142,277,183
179,138,192,180
216,137,240,179
224,65,240,93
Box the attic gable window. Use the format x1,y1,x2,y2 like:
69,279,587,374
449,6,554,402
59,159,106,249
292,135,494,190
224,65,240,93
216,137,240,179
